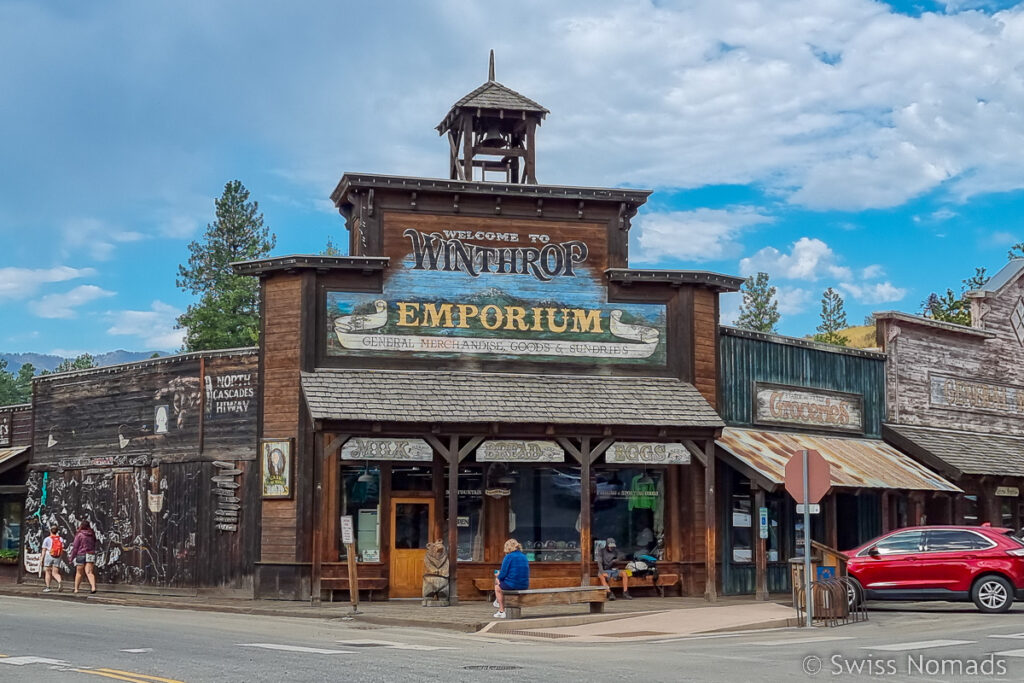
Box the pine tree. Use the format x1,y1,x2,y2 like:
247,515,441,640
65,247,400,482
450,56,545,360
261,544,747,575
176,181,276,351
1010,242,1023,260
921,267,989,326
735,272,780,333
813,288,849,346
322,237,343,256
41,354,97,376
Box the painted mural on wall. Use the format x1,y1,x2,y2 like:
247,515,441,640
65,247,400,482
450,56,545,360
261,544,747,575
326,213,667,366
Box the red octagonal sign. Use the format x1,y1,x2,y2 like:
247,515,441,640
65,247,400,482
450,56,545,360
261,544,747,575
784,449,831,504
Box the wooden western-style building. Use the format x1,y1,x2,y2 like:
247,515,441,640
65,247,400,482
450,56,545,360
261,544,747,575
19,348,259,594
0,402,31,581
234,65,746,603
714,327,959,598
879,259,1024,529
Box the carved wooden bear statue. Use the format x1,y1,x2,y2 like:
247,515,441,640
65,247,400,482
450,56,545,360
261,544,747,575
422,540,450,602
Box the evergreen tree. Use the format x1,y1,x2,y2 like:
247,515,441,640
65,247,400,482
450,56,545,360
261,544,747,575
921,267,990,326
1010,242,1023,260
322,236,343,256
813,288,849,346
1,360,39,403
41,354,98,376
176,181,276,351
735,272,780,333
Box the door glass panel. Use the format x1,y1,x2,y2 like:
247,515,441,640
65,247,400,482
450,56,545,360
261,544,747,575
873,530,924,555
394,503,430,549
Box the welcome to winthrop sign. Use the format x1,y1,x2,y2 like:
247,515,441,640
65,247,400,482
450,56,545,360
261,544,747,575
326,213,667,366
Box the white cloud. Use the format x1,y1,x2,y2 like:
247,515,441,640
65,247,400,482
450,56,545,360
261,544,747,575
633,207,773,263
60,218,145,261
838,280,908,304
739,237,852,281
0,265,94,300
105,300,184,351
29,284,115,319
861,264,885,279
775,286,814,315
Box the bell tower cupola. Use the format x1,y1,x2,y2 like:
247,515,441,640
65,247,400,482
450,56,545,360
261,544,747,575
436,51,549,184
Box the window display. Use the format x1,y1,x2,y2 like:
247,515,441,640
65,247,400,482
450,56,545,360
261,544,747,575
592,468,664,560
340,466,380,561
443,468,485,562
506,466,581,562
1,500,20,552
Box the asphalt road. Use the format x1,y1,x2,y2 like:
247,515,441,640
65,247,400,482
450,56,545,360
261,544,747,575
3,596,1024,682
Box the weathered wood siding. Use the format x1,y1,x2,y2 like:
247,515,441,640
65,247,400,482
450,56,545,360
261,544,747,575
719,327,886,437
0,403,31,448
879,267,1024,436
23,349,259,591
260,274,304,563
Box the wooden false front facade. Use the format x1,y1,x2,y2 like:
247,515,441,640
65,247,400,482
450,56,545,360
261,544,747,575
238,176,743,602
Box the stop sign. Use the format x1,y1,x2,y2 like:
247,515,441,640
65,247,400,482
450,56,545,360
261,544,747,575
784,449,831,504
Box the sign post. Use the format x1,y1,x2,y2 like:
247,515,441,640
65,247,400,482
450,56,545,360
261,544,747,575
784,449,831,628
340,515,360,614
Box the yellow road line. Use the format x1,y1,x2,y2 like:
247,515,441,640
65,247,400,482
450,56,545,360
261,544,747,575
96,668,185,683
74,670,151,683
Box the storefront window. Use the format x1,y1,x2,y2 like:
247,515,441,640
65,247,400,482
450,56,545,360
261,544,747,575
592,468,664,560
1,500,21,551
507,466,580,562
340,466,380,562
729,477,752,563
442,468,485,562
1001,499,1015,529
391,464,433,492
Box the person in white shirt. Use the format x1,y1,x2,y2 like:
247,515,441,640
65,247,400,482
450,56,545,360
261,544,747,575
41,525,64,593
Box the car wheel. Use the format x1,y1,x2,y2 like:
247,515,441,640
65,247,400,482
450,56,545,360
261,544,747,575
846,577,864,609
972,575,1014,614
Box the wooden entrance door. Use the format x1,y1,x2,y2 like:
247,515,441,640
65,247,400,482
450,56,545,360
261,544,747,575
389,498,434,598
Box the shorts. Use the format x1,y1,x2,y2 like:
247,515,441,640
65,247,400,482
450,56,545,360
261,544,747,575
600,568,621,580
44,555,60,568
74,553,96,566
498,580,525,591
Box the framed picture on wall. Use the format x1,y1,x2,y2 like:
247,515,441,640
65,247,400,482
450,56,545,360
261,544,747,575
261,438,293,499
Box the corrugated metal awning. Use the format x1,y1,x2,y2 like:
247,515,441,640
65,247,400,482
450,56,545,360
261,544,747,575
716,427,960,493
0,446,29,475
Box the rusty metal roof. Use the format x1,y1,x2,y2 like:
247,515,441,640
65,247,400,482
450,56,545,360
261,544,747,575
0,446,29,475
716,427,960,493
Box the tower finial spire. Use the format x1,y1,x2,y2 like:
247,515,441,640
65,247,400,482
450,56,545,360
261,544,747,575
488,49,495,81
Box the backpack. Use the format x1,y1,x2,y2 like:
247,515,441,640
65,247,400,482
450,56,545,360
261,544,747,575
49,534,63,557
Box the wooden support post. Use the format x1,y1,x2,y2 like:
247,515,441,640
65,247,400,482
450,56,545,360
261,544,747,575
704,439,717,602
580,437,592,588
754,486,768,601
311,431,325,606
345,541,360,612
880,491,892,533
447,434,460,606
462,114,473,181
825,494,838,550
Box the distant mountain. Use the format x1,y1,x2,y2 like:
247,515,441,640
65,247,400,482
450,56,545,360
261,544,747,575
0,350,166,373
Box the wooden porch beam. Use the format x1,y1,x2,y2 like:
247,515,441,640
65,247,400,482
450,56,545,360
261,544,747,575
683,439,707,467
703,439,717,602
457,435,485,462
753,486,768,601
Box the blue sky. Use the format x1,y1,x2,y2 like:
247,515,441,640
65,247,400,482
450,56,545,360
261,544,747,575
1,0,1022,355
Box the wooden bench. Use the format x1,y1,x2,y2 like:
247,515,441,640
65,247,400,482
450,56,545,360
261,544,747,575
591,572,680,598
473,576,579,599
501,586,608,619
321,577,389,602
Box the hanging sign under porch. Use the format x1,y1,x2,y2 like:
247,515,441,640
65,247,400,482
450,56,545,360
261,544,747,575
605,442,691,464
341,437,433,461
476,440,564,462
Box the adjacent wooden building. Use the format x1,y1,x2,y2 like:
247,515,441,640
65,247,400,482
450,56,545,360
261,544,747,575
0,402,31,580
21,349,259,593
715,327,959,598
879,259,1024,529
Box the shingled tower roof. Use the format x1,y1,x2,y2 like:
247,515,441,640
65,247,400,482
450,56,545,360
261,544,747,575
436,52,549,132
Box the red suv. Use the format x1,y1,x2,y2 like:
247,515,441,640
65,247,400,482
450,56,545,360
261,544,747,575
846,525,1024,613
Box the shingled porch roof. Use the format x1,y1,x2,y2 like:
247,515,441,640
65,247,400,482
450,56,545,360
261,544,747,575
301,369,722,428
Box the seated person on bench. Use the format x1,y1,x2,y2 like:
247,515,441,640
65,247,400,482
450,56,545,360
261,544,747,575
493,538,529,619
597,537,631,600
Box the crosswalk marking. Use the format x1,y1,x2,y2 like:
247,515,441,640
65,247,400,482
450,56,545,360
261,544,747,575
991,649,1024,658
989,633,1024,640
0,656,69,666
120,649,154,654
335,639,457,651
239,643,354,655
749,636,854,646
863,640,973,652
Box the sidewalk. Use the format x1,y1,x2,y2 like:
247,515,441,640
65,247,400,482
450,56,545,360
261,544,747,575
0,582,796,635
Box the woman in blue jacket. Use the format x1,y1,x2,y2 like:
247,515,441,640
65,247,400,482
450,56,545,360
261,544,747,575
493,538,529,618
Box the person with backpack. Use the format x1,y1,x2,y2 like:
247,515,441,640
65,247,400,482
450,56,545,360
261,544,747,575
41,525,64,593
596,538,631,600
70,520,98,594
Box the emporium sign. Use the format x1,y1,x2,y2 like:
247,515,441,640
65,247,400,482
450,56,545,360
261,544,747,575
754,383,864,434
605,442,691,464
340,437,433,461
929,373,1024,418
325,213,667,367
476,440,564,462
